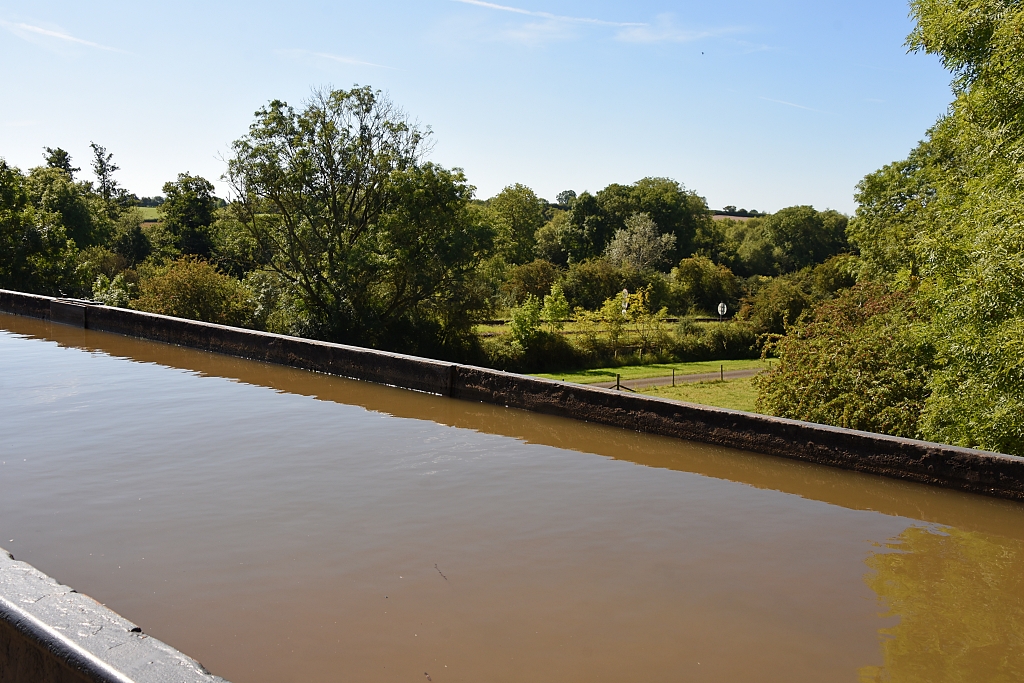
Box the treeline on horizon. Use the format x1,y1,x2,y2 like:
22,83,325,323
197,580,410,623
0,104,852,366
2,0,1022,456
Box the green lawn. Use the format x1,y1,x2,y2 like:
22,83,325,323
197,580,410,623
534,358,768,384
137,206,162,221
639,377,761,413
474,322,509,336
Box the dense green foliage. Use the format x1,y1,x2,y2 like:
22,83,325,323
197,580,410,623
535,177,711,266
2,72,865,380
756,0,1024,454
162,173,218,258
0,160,85,296
132,258,256,326
756,285,935,438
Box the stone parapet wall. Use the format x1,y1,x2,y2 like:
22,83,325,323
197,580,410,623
2,288,1022,502
0,549,226,683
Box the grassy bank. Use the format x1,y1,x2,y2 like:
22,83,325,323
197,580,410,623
533,358,768,384
639,377,760,413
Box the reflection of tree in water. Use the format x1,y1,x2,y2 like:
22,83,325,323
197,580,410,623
859,525,1024,682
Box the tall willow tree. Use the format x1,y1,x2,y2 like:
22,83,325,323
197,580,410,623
902,0,1024,453
227,87,490,352
761,0,1024,455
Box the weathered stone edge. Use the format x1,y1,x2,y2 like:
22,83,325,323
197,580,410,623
2,288,1022,502
0,548,227,683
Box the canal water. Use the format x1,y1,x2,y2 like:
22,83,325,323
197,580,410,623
1,312,1022,683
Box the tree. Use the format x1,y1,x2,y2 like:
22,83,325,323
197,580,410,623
499,259,559,307
600,291,629,351
761,206,849,271
604,212,676,272
849,143,936,282
671,256,739,314
541,283,570,330
562,178,712,263
561,191,607,260
534,209,590,266
227,86,489,351
555,190,576,206
825,0,1024,455
43,147,79,179
89,142,127,219
508,294,542,351
624,287,670,354
25,166,99,248
0,160,85,296
161,173,218,257
490,183,544,265
110,219,152,266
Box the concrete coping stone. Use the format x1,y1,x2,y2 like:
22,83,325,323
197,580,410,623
0,548,228,683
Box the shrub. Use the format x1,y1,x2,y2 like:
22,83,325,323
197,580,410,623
499,259,560,307
482,330,582,373
736,274,813,336
508,295,543,351
92,272,136,307
560,258,623,311
671,256,739,315
754,284,935,439
132,257,256,327
671,321,759,361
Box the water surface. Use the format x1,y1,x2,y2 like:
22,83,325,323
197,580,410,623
1,313,1022,682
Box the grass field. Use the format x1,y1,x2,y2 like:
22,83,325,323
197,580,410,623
474,322,509,337
534,358,768,384
639,377,760,413
137,207,162,221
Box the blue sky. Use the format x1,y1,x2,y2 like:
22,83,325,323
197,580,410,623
1,0,951,212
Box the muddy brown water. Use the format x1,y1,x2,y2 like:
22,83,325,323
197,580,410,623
1,313,1022,682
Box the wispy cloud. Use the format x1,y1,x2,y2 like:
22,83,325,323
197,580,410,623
276,49,396,70
760,96,832,115
615,15,742,44
731,39,775,54
310,51,395,69
498,21,576,45
0,20,124,52
451,0,643,27
449,3,739,47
